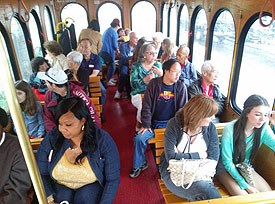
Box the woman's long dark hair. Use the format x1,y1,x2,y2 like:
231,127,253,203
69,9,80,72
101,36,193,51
54,96,97,164
233,94,269,164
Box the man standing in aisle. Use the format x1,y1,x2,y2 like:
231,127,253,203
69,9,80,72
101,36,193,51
100,18,120,86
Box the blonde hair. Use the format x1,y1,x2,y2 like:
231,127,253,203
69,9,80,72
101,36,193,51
182,94,218,132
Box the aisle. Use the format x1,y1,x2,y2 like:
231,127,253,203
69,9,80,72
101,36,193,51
102,86,165,204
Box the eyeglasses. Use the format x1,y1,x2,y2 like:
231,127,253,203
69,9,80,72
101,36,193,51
146,51,158,56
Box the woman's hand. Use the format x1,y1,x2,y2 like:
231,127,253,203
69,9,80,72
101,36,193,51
245,185,259,194
152,66,163,76
143,72,155,83
65,147,82,164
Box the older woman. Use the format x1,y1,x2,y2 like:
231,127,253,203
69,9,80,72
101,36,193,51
130,43,163,129
159,94,221,201
36,97,120,204
43,40,68,71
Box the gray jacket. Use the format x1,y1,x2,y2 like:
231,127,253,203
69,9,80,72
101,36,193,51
159,111,220,178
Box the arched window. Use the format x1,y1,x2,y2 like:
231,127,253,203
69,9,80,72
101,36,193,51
61,3,88,39
131,1,156,38
178,5,189,46
210,10,235,96
11,16,32,81
98,3,122,34
44,6,54,41
0,31,13,113
169,6,177,42
192,8,207,71
162,4,169,37
29,10,43,57
235,15,275,108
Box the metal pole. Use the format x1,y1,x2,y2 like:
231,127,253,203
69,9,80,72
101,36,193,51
0,42,47,203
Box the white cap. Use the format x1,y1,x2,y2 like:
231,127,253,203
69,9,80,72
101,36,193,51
37,67,68,84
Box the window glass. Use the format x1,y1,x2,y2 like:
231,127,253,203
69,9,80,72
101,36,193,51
211,10,235,96
132,1,156,38
61,3,88,39
98,3,121,34
169,6,177,42
192,9,207,71
44,6,54,41
11,17,32,81
29,11,43,57
0,32,14,113
236,16,275,108
162,4,169,37
179,5,189,46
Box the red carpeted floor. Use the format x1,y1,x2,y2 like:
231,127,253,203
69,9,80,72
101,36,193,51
102,85,165,204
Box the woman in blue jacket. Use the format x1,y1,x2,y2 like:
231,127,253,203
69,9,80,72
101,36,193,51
217,95,275,195
36,97,120,204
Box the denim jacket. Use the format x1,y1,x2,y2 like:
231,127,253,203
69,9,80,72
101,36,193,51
36,127,120,204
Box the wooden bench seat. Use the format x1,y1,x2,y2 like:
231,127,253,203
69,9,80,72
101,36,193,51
149,123,275,203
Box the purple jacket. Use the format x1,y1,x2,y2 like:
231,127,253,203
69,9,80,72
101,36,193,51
43,81,100,132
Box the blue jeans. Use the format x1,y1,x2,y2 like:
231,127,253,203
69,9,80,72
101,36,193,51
161,174,221,201
100,81,106,112
132,121,167,169
118,65,130,94
55,182,103,204
106,61,116,80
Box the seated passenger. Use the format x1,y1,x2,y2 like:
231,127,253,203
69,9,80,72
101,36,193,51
0,107,32,203
79,38,106,114
117,28,126,47
188,60,225,121
43,40,68,71
130,43,163,130
160,38,176,63
217,95,275,196
176,45,197,87
159,94,221,201
131,37,147,64
36,97,120,204
29,57,49,100
114,31,138,99
37,67,100,132
66,51,90,93
129,59,188,178
14,80,45,138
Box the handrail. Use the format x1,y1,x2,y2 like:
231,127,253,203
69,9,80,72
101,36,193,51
0,35,47,203
259,0,275,27
18,0,30,23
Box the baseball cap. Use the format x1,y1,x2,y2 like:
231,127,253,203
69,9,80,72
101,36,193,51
37,67,68,84
111,18,120,27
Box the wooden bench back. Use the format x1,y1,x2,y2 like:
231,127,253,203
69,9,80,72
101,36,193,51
89,76,102,98
149,123,228,164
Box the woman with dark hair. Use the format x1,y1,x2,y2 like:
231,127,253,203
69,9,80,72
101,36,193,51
36,97,120,204
78,19,102,55
0,107,32,203
159,94,221,201
217,94,275,195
